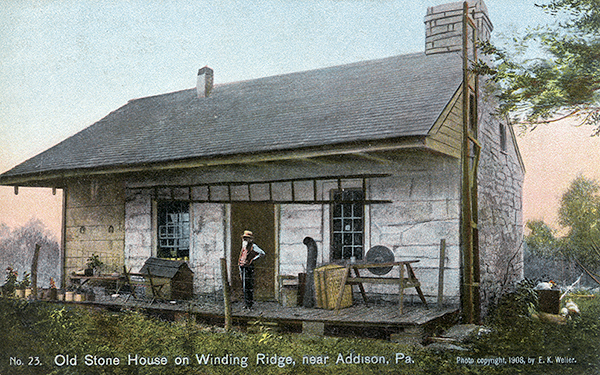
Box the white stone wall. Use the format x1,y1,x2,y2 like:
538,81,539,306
120,137,521,307
189,203,227,294
477,80,525,312
278,204,324,276
276,157,462,303
368,160,461,301
124,188,153,272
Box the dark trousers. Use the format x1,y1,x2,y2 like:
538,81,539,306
239,265,254,308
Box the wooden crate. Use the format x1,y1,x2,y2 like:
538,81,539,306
537,290,560,314
314,265,352,309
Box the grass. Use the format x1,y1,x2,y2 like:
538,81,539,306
0,291,598,375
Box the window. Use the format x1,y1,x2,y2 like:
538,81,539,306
499,122,507,152
157,201,190,259
331,189,364,261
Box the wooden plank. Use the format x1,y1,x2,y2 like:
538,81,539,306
352,268,368,303
349,260,419,269
334,267,351,311
399,264,405,314
348,277,418,286
220,258,232,331
31,244,41,298
438,239,446,306
407,263,428,308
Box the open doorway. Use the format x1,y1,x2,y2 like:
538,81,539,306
230,203,276,301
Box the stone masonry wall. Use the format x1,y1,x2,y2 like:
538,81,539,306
189,203,226,294
368,157,461,303
477,79,525,313
425,0,493,55
121,152,464,302
124,188,153,272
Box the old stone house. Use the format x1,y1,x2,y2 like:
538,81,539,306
0,0,523,319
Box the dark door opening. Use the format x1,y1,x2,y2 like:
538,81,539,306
230,203,276,301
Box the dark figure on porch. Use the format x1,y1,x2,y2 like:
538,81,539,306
238,230,265,309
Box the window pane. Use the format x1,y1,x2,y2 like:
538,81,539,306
343,219,353,232
354,246,363,260
333,203,342,217
354,233,363,246
333,233,342,246
353,204,363,216
342,246,353,259
333,219,342,232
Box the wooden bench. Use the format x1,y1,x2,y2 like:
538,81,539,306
334,260,428,314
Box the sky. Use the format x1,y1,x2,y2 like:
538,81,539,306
0,0,597,239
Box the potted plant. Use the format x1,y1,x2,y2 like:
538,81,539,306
74,289,86,302
64,286,75,302
49,278,58,300
85,254,104,276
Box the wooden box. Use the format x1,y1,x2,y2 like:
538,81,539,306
314,265,352,309
139,257,194,300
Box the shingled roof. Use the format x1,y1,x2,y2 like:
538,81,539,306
0,52,462,184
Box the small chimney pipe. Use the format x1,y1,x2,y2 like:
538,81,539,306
197,66,214,98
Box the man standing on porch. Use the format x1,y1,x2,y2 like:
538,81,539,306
238,230,265,310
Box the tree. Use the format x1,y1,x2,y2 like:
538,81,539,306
524,220,560,257
479,0,600,134
0,220,61,288
523,176,600,285
558,176,600,271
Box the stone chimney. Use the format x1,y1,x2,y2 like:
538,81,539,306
424,0,493,55
197,66,214,98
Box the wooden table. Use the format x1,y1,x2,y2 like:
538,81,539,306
70,274,127,294
334,260,428,314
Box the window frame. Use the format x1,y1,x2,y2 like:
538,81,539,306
330,188,365,261
156,201,190,260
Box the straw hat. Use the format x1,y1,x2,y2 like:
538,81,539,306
242,230,254,239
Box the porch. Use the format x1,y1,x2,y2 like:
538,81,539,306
70,290,459,342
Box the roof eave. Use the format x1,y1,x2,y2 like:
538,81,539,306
0,136,439,187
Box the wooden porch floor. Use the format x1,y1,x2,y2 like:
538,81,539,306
231,301,458,327
74,291,459,339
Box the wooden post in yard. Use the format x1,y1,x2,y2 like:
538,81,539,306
437,239,446,307
31,244,41,299
220,258,232,331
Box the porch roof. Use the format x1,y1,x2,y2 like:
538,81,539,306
0,52,462,186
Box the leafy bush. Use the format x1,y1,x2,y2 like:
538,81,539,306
486,278,539,327
3,267,18,296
